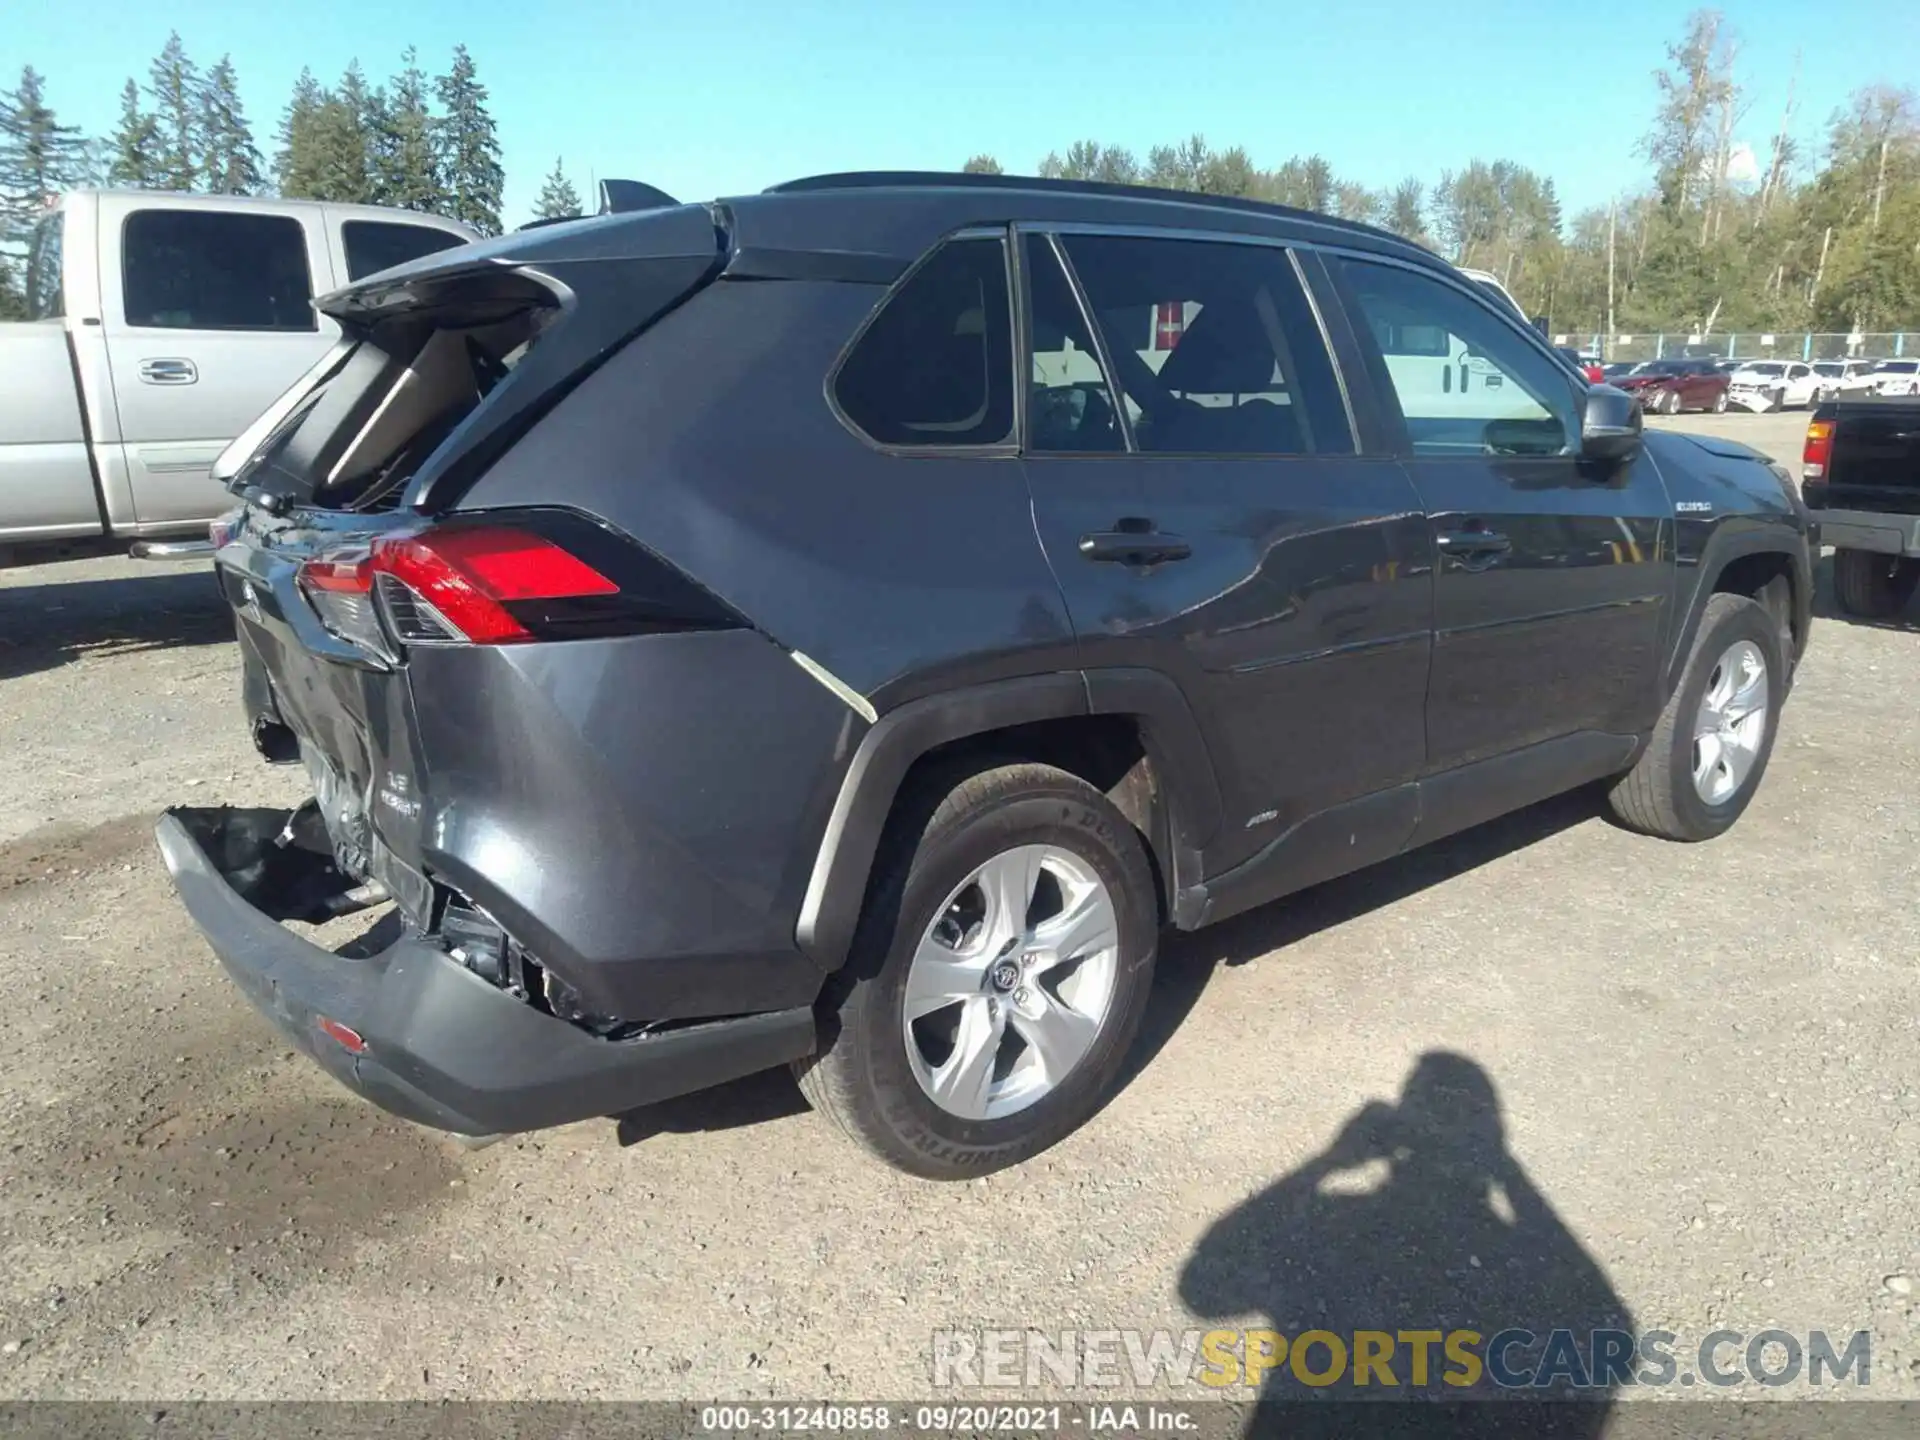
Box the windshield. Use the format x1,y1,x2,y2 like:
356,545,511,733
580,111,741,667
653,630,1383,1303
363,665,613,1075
1812,363,1841,376
1633,360,1687,375
1741,362,1785,376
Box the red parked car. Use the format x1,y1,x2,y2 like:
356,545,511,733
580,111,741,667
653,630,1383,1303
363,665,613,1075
1613,358,1731,414
1556,346,1605,385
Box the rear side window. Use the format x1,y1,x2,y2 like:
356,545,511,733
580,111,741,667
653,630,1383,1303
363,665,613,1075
833,237,1014,448
123,209,315,331
1061,234,1350,456
342,220,466,282
25,211,63,320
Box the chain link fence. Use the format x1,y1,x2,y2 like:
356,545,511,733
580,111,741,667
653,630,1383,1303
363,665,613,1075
1549,331,1915,364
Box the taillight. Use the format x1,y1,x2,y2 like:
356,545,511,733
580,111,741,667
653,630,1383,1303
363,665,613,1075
1802,418,1835,480
373,528,616,645
296,511,743,656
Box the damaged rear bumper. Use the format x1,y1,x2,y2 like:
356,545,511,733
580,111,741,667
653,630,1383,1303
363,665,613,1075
156,806,816,1137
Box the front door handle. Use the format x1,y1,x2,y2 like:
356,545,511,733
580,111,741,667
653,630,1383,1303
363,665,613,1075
1079,525,1192,566
138,357,199,385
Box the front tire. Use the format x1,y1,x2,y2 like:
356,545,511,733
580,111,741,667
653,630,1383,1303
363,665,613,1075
795,762,1158,1178
1662,389,1683,415
1607,593,1783,841
1712,389,1729,413
1833,549,1920,619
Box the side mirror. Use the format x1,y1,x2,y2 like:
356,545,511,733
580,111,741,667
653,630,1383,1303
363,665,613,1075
1580,384,1643,464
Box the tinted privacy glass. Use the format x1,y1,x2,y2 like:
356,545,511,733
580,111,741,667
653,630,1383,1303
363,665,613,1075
1061,235,1349,456
342,220,466,281
1025,235,1123,453
123,210,315,331
1340,258,1573,457
834,237,1014,448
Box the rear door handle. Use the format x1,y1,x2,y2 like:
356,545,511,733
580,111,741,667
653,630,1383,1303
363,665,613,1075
138,357,199,385
1436,530,1511,553
1079,529,1192,566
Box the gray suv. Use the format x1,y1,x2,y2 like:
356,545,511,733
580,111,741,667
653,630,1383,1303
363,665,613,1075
160,173,1813,1177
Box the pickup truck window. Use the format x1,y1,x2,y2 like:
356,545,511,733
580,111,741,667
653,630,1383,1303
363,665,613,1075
25,211,63,320
342,221,467,282
123,209,316,332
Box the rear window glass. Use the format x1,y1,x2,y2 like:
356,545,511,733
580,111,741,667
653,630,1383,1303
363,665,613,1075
833,237,1014,448
123,209,315,331
342,220,466,282
25,210,63,320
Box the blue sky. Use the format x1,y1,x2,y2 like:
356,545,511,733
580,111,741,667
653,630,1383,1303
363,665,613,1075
8,0,1918,228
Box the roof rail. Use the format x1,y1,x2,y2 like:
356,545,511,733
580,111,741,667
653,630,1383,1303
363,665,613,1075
764,170,1413,245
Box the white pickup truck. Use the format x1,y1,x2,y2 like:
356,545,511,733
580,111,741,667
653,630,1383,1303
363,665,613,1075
1,190,472,561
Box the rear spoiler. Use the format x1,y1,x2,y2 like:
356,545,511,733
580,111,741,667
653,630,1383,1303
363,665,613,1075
517,178,680,232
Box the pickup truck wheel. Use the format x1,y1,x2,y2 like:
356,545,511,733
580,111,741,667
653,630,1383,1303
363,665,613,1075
794,762,1157,1178
1607,593,1783,841
1833,549,1920,620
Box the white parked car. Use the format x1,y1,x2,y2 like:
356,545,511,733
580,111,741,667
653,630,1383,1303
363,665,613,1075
1726,359,1819,412
1810,359,1880,403
1865,359,1920,397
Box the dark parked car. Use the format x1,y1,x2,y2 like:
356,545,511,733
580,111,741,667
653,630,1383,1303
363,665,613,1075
158,172,1814,1178
1614,357,1732,414
1802,396,1920,617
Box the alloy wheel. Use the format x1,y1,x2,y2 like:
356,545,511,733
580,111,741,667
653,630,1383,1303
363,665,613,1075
1691,640,1769,804
902,844,1119,1121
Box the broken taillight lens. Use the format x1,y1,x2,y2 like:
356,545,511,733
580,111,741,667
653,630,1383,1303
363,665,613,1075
296,512,744,656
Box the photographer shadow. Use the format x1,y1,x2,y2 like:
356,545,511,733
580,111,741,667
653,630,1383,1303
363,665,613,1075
1180,1053,1632,1438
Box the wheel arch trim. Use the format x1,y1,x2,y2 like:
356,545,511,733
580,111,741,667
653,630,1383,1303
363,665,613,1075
1667,524,1812,694
794,668,1223,971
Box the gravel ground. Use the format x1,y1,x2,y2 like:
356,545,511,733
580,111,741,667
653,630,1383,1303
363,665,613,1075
1,409,1915,1402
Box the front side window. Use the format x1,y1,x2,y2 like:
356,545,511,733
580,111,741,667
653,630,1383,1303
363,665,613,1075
833,237,1014,448
123,209,315,332
342,220,467,282
25,210,63,320
1339,258,1574,457
1060,234,1350,456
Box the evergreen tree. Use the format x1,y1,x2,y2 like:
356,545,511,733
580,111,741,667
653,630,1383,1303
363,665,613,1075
434,46,503,235
375,48,442,212
961,154,1002,175
274,68,326,198
309,64,374,204
107,78,162,188
146,32,201,191
533,157,582,219
0,67,91,243
0,251,23,320
199,56,262,194
1385,178,1429,243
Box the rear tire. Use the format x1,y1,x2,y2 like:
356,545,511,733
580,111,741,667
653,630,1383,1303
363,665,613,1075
1607,593,1783,842
1833,549,1920,619
795,762,1158,1178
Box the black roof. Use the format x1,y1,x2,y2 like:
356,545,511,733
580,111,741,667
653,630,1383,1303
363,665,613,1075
764,170,1427,256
